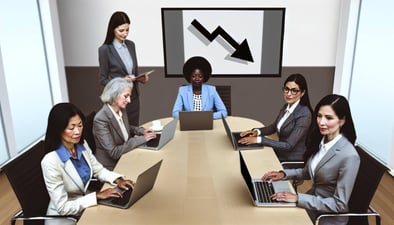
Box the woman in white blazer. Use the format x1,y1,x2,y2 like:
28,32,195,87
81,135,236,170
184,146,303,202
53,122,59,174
41,103,134,223
262,94,360,225
172,56,227,120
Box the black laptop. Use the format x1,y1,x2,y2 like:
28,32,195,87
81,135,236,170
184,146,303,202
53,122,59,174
179,111,213,131
222,115,262,150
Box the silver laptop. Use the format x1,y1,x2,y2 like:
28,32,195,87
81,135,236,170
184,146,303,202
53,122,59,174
221,115,262,150
239,151,295,207
139,119,178,150
98,159,163,209
179,111,213,131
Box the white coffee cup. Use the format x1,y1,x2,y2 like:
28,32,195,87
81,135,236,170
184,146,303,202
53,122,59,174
151,120,161,129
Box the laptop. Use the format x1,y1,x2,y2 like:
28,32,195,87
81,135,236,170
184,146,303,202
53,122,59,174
221,115,262,150
98,159,163,209
239,151,295,207
179,111,213,131
139,119,178,150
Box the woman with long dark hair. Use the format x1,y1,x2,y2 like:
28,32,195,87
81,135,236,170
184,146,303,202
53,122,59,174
238,73,313,162
262,94,360,225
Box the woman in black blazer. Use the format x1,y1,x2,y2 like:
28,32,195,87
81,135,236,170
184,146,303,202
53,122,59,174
238,73,313,162
98,11,148,128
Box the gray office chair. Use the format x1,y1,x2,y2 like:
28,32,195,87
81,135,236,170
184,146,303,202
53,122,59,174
215,85,231,116
2,140,77,225
315,146,388,225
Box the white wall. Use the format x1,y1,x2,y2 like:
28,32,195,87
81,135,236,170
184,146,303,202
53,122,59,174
57,0,341,67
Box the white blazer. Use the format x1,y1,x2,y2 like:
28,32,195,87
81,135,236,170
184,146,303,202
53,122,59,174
41,142,122,217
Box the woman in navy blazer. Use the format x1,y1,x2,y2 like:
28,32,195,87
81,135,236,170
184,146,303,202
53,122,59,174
41,103,134,222
172,56,227,120
238,74,312,162
263,94,360,225
98,11,148,127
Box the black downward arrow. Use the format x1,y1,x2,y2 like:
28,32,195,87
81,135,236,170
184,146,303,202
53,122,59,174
191,19,254,63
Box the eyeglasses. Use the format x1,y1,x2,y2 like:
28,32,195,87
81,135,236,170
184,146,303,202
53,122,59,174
282,87,301,95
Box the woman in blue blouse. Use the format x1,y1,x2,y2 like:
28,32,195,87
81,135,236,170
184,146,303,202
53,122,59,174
172,56,228,120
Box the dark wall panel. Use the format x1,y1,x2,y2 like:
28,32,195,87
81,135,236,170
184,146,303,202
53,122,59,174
65,66,334,126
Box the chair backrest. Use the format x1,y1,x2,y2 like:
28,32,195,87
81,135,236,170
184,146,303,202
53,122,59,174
215,85,231,116
2,140,49,217
84,111,96,154
347,146,388,225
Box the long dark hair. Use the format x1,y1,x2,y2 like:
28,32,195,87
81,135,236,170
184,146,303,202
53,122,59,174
103,11,130,44
44,103,85,153
284,73,312,113
305,94,357,160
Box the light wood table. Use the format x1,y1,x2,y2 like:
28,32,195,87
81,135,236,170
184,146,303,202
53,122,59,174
78,116,311,225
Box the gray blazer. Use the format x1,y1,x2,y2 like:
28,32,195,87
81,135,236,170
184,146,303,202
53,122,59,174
93,104,146,171
284,136,360,225
257,103,312,162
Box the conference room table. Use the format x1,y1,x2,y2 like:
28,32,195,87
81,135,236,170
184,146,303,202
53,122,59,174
78,116,311,225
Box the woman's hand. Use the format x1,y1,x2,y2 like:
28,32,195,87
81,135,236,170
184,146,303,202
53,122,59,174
125,75,136,82
262,171,285,182
96,187,123,200
240,130,257,137
143,128,157,141
136,74,149,83
238,136,257,145
271,192,298,203
115,178,135,190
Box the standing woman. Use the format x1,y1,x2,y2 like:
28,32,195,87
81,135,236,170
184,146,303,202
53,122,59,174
41,103,134,223
238,73,312,162
262,94,360,225
172,56,227,120
98,11,147,128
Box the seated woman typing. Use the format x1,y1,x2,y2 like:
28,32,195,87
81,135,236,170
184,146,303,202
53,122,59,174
41,103,134,223
93,78,156,171
172,56,228,120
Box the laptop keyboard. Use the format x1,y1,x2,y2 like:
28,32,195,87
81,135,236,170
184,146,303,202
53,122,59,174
146,134,161,147
110,187,133,206
255,181,276,203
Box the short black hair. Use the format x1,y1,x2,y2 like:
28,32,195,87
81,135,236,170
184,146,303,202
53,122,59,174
182,56,212,83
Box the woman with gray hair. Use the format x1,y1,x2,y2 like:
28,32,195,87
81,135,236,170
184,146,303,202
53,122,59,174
93,78,156,170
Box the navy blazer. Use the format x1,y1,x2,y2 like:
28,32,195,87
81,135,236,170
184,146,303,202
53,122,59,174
172,84,228,119
257,103,312,162
284,136,360,225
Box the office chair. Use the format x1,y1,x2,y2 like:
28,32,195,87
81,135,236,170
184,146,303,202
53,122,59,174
315,146,388,225
2,140,77,225
215,85,231,116
280,161,305,193
82,111,104,192
83,111,96,154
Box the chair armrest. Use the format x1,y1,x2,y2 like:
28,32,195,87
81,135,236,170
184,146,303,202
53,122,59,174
280,161,304,169
11,210,79,225
315,206,381,225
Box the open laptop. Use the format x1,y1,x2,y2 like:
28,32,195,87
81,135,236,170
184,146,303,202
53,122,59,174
179,111,213,131
239,151,295,207
139,119,178,150
98,159,163,209
221,115,262,150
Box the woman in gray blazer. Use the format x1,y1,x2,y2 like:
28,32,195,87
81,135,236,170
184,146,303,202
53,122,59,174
263,94,360,225
238,73,313,162
93,78,156,171
98,11,149,127
41,103,134,222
